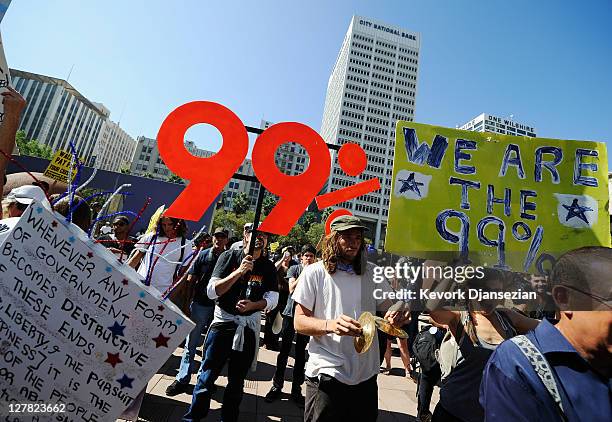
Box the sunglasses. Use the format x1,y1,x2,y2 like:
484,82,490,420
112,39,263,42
113,221,128,227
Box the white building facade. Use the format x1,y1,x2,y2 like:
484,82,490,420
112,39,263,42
320,16,420,246
130,137,212,179
223,158,259,210
93,119,137,172
262,119,310,177
11,69,108,165
459,113,537,137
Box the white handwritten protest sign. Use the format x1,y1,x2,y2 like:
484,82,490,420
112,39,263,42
0,200,194,420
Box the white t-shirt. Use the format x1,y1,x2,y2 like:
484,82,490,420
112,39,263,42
292,260,391,385
135,233,193,294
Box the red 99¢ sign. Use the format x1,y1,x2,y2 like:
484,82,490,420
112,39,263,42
157,101,381,235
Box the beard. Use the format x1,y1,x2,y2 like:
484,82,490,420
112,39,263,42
338,247,360,263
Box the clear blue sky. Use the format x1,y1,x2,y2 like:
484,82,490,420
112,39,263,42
3,0,611,167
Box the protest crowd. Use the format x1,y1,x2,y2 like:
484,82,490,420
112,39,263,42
1,69,611,422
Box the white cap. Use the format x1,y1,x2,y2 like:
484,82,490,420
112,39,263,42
6,185,51,209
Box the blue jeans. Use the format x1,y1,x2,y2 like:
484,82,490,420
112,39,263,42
176,302,214,384
183,322,256,422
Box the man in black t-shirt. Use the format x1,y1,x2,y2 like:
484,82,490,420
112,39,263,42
183,228,278,422
166,227,229,397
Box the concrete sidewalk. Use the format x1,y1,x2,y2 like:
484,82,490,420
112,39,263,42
125,339,438,422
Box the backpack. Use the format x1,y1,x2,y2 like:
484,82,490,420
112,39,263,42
412,326,441,372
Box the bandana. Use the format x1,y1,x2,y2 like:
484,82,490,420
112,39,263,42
337,261,356,274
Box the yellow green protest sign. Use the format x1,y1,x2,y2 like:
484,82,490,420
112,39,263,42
43,149,77,182
385,122,610,273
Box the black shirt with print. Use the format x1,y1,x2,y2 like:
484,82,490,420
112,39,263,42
210,248,277,316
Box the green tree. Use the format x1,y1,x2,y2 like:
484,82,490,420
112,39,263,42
262,193,277,216
321,207,334,223
167,174,184,184
212,209,255,239
15,130,27,149
79,187,98,201
120,166,131,174
307,223,325,247
276,225,310,250
15,130,53,159
299,211,319,232
212,210,242,237
232,192,249,215
216,191,227,209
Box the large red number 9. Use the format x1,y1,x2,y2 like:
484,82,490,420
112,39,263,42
157,101,248,221
252,123,330,235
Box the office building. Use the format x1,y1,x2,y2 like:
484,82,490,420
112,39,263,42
459,113,537,137
262,119,310,177
130,136,212,179
320,16,420,246
11,69,108,165
93,119,137,172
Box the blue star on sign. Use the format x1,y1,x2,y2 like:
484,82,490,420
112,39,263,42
68,236,76,243
108,321,126,337
105,266,113,273
139,291,146,298
562,198,592,224
36,207,43,214
117,374,134,389
176,319,183,325
398,172,424,197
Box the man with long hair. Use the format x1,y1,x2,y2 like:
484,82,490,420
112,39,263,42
293,215,408,421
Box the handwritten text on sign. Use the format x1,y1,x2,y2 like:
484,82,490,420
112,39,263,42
0,201,194,420
385,122,610,272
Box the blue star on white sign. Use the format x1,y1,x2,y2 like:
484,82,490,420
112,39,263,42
554,193,598,229
394,170,432,200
